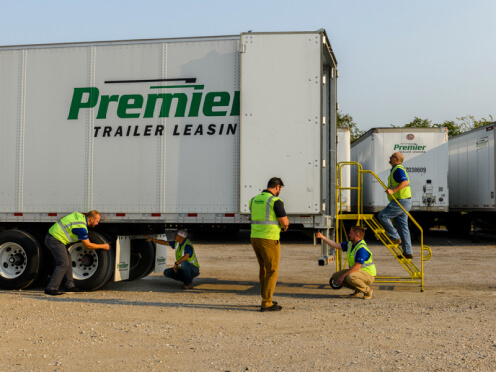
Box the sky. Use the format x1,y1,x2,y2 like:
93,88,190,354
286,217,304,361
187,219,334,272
0,0,494,131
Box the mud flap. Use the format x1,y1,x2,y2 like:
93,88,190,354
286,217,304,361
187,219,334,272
114,236,131,282
154,234,167,274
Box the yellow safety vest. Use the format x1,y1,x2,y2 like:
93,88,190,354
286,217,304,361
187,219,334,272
387,164,411,201
49,212,88,245
346,240,376,277
249,192,283,240
175,238,200,269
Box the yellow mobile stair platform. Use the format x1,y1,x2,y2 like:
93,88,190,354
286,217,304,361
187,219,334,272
327,161,432,292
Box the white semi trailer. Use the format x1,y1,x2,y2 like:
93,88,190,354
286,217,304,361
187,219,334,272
350,127,449,229
447,122,496,235
0,30,338,290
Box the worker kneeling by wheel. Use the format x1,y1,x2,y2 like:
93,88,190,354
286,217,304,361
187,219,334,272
146,229,200,290
315,226,376,300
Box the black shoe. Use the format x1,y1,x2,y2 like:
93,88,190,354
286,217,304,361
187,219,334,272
44,289,65,296
65,287,84,293
260,304,282,312
397,254,414,259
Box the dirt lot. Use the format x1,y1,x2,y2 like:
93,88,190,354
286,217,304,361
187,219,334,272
0,230,495,371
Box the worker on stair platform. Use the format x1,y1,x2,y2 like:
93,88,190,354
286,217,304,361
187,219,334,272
378,151,413,259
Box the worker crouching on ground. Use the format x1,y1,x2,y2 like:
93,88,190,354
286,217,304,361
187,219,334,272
315,226,376,299
146,229,200,289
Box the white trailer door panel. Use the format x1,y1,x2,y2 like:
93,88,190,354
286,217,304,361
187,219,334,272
239,33,322,214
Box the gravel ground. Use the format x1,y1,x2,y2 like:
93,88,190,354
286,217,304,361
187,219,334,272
1,230,495,371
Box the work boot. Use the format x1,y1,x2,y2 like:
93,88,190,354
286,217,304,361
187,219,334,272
182,283,193,289
397,254,414,259
363,287,373,300
391,238,402,245
260,304,282,312
348,289,361,298
44,289,65,296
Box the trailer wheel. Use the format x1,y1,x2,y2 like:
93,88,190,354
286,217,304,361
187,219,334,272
0,230,44,290
447,213,471,237
68,231,114,291
128,240,156,281
329,277,343,290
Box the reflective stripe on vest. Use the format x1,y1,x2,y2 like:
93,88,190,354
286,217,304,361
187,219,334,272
387,164,411,201
49,212,87,245
175,238,200,269
249,192,283,240
346,240,376,277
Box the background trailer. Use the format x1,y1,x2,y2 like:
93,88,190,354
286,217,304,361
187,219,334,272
447,122,496,235
350,127,449,229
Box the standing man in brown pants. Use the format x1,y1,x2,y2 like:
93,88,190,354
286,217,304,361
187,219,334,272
249,177,289,312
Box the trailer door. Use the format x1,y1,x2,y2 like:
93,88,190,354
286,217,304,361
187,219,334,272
239,32,324,215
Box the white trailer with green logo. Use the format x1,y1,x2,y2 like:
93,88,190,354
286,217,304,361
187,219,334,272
0,30,338,291
350,127,449,229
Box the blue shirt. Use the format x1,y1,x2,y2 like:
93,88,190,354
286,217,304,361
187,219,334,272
340,240,370,264
169,241,193,258
71,216,89,241
392,167,408,183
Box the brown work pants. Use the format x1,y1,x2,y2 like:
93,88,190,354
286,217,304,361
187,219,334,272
251,238,281,308
332,269,375,293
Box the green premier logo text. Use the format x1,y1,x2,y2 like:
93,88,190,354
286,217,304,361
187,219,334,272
67,85,239,138
393,144,426,151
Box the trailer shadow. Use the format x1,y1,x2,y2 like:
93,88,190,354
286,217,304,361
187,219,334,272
2,277,349,312
104,276,340,301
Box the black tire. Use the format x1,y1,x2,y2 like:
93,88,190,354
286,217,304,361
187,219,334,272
68,231,115,291
329,277,343,290
0,230,44,290
128,240,156,281
447,213,472,237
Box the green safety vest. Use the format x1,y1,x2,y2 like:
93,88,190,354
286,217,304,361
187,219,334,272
175,238,200,269
49,212,88,245
249,192,283,240
387,164,411,201
346,240,376,277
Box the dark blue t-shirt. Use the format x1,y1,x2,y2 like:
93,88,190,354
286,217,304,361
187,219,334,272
170,241,194,258
340,240,370,264
71,216,89,241
393,167,408,183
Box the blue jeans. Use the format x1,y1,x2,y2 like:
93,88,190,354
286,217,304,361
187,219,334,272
164,260,199,284
378,198,413,255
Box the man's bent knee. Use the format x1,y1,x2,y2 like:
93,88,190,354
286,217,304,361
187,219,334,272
164,268,174,278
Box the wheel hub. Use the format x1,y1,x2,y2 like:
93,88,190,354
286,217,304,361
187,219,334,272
80,254,95,267
0,243,28,278
69,243,99,279
9,253,25,266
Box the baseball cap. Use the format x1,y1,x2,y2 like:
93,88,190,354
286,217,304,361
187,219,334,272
176,229,188,238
